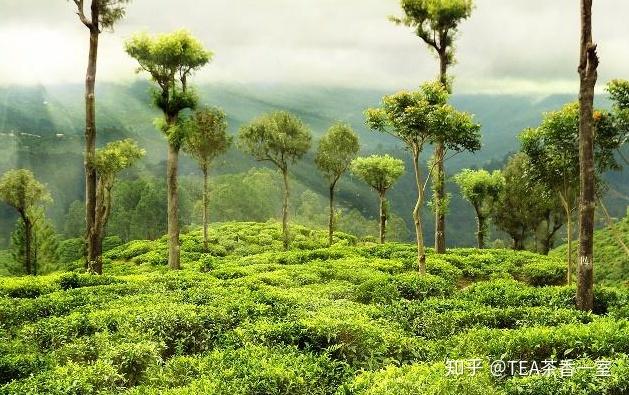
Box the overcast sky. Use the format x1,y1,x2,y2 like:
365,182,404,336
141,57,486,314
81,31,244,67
0,0,627,93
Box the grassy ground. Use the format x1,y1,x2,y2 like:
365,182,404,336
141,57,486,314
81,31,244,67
552,210,629,284
1,221,629,394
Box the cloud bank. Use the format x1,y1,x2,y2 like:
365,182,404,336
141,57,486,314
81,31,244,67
0,0,627,93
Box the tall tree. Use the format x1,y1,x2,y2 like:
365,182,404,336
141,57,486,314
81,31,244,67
350,155,405,244
576,0,599,312
315,122,360,246
68,0,131,271
11,208,60,276
493,153,563,252
183,107,232,251
0,169,51,275
238,111,312,250
365,82,480,273
454,169,503,249
91,139,144,274
494,153,540,250
521,103,623,284
391,0,474,253
125,30,212,269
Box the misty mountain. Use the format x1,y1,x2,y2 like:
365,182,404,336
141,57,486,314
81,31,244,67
0,82,626,247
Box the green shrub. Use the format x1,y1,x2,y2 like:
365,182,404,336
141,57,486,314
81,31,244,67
387,300,593,339
103,340,162,386
59,273,123,290
57,238,84,264
392,273,453,301
519,258,566,286
105,240,155,260
342,362,499,395
128,346,349,395
443,318,629,362
0,360,122,395
132,250,168,266
198,254,218,272
354,278,400,304
103,236,124,252
0,352,49,385
0,277,59,299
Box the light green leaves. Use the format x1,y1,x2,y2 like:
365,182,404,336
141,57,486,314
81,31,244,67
0,169,51,213
94,139,145,179
350,155,405,195
454,168,504,216
365,81,480,153
315,122,360,184
238,111,312,169
183,107,232,171
125,30,212,126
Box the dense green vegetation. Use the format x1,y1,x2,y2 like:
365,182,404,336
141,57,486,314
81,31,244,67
1,83,626,251
1,222,628,394
552,210,629,285
0,0,627,392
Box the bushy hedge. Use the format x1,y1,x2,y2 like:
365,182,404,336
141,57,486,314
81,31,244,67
1,222,625,394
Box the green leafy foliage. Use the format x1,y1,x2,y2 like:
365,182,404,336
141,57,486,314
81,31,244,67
350,156,404,196
1,222,628,394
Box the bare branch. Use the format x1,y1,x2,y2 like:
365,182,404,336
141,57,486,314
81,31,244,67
73,0,92,28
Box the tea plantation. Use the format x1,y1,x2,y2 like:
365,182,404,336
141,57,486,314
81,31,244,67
2,222,629,394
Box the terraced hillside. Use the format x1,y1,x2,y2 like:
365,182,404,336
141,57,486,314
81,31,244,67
1,222,629,394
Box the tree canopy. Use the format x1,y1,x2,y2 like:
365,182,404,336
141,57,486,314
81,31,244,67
238,111,312,170
365,81,480,154
350,155,405,196
94,139,145,186
315,122,360,185
520,102,623,197
454,168,503,248
183,107,232,172
390,0,474,77
125,30,212,145
70,0,132,31
0,169,51,214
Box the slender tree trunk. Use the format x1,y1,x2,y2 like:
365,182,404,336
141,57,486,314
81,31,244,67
379,192,387,244
474,205,485,249
434,142,446,253
202,166,209,251
90,181,106,275
434,51,449,254
21,213,32,275
84,19,100,272
576,0,598,312
512,237,521,251
282,168,290,250
559,193,573,284
411,149,426,274
167,143,181,269
541,236,552,255
328,180,337,247
567,212,573,285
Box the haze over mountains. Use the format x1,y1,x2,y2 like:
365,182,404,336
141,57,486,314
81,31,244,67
0,82,627,247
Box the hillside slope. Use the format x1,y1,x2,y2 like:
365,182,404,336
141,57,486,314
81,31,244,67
2,222,629,394
0,83,626,248
552,209,629,284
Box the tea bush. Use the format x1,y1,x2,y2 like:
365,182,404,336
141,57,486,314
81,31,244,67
0,221,625,394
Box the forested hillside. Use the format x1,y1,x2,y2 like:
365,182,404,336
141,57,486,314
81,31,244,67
1,82,626,248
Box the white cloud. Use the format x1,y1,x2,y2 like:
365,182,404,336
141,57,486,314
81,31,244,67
0,0,627,93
